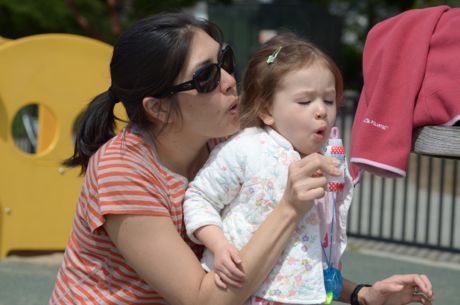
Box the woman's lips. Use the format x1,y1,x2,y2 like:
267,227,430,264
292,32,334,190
228,100,240,113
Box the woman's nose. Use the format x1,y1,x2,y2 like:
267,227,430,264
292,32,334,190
220,68,237,94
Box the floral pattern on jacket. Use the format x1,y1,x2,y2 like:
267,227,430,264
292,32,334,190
184,127,353,304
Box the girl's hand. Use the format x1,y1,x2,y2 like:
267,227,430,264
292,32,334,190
361,274,433,305
212,241,246,289
281,153,341,215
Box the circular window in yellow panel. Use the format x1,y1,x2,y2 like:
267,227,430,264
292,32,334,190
11,103,57,155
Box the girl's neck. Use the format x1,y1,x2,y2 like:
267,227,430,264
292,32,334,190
151,128,210,181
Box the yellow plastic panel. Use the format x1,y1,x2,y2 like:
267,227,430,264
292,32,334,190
0,36,11,46
0,34,118,258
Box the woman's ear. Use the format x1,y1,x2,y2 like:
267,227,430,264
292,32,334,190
258,104,275,126
142,97,172,123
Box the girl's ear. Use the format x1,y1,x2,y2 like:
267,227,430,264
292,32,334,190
142,97,172,123
258,104,275,126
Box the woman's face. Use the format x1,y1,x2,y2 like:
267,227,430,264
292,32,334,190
261,62,337,156
173,29,240,139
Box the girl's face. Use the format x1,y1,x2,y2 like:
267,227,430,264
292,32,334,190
173,29,240,139
261,63,337,156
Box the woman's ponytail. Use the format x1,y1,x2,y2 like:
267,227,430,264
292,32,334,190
63,90,118,174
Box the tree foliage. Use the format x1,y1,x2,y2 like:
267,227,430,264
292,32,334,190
1,0,458,88
2,0,457,44
0,0,207,43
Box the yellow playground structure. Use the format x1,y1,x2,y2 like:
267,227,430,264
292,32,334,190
0,34,124,258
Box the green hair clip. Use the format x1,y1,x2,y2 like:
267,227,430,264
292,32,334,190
266,46,282,64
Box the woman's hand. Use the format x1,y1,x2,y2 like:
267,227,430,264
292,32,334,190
360,274,433,305
212,241,246,289
281,153,341,215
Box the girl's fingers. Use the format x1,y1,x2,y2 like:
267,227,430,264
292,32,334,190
227,252,245,280
219,264,244,283
217,271,243,288
214,273,227,289
294,153,341,176
229,248,242,264
311,169,323,177
223,261,245,280
293,176,327,190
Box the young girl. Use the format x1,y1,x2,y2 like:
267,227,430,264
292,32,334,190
183,32,352,305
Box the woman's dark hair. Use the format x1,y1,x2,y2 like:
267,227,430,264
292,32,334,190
64,12,222,173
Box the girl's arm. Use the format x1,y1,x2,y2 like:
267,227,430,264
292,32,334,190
183,139,246,245
194,224,245,288
105,153,341,305
184,136,251,287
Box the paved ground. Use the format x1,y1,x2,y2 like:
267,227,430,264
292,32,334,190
1,239,459,305
332,239,460,305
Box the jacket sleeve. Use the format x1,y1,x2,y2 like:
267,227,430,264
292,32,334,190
183,137,246,244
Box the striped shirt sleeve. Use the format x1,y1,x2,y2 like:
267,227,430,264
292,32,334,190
84,134,171,232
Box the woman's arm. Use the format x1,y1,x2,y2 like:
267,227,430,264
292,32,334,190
105,153,341,305
338,276,433,305
105,203,299,305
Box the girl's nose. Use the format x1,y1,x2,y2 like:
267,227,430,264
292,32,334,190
315,105,327,119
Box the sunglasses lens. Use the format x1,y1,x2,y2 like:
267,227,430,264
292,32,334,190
221,47,235,75
196,64,220,93
191,46,235,94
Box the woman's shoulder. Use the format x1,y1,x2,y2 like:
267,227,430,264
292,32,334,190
106,127,145,150
91,127,165,181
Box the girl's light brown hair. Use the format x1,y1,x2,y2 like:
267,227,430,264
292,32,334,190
239,32,343,128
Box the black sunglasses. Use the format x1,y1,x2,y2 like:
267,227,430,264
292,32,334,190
155,45,235,98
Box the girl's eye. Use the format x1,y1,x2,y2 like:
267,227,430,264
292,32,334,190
297,101,311,105
325,100,335,105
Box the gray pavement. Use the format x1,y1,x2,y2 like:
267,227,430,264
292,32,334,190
1,240,459,305
0,254,61,305
332,240,460,305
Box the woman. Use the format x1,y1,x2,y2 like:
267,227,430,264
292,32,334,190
49,12,432,305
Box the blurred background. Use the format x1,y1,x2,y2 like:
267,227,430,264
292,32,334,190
1,0,459,88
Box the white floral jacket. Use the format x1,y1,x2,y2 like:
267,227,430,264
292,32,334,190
184,127,353,304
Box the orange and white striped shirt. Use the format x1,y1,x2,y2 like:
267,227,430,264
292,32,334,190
50,127,204,304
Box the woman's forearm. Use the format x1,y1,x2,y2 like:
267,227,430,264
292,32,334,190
196,201,301,305
105,207,300,305
338,278,357,304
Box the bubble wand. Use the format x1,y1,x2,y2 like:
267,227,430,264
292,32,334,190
321,127,344,304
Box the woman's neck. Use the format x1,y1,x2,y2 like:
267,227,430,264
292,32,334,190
152,128,210,181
